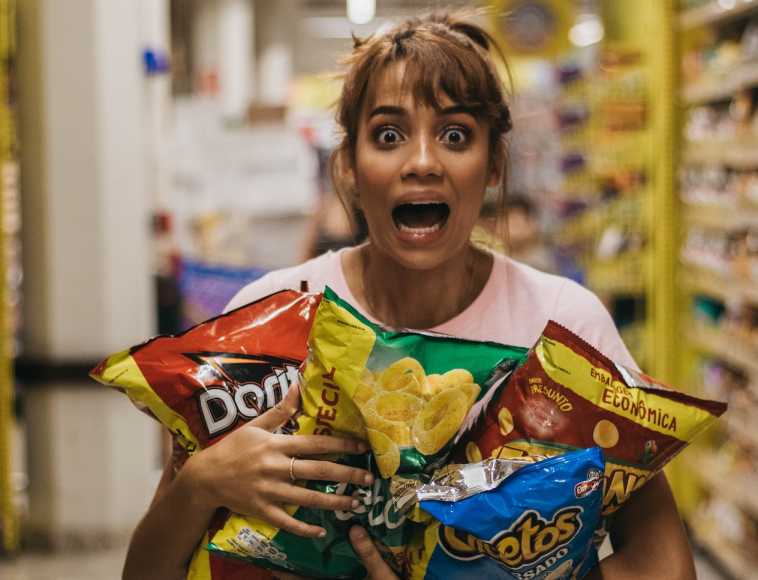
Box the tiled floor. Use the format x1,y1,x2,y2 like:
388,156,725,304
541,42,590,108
0,544,728,579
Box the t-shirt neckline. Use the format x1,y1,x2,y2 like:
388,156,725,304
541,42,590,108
331,247,504,332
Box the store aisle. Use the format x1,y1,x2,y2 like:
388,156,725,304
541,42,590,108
0,545,127,580
0,545,731,580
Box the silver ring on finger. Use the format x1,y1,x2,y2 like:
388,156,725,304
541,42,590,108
289,456,298,482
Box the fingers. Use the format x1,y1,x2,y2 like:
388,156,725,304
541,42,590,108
290,458,373,486
253,384,301,432
350,526,397,579
261,504,326,539
282,434,368,457
269,483,360,512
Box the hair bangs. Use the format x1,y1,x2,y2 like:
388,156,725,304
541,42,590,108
360,35,492,120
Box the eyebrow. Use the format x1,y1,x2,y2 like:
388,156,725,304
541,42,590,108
368,104,477,119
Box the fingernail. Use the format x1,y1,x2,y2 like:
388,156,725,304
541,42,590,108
363,473,373,485
351,498,360,509
357,441,369,453
318,529,327,538
352,526,366,539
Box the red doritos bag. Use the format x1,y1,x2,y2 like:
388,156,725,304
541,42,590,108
91,289,321,579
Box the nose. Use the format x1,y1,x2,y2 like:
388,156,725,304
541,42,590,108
401,135,443,180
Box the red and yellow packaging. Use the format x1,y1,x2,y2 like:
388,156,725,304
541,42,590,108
91,289,321,579
457,321,727,515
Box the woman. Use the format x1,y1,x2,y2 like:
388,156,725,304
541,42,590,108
124,12,695,580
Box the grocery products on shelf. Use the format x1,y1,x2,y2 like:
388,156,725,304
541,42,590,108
0,0,17,556
679,1,758,575
553,42,654,369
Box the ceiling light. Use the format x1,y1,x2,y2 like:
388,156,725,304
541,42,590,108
569,14,604,48
347,0,375,25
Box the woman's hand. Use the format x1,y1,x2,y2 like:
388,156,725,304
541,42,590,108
179,384,374,538
350,526,399,579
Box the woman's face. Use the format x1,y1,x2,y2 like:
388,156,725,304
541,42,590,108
350,63,500,271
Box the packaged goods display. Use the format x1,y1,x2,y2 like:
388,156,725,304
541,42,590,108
208,287,529,578
455,321,727,519
553,44,653,371
679,2,758,573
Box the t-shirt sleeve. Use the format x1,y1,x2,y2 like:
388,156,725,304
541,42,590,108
551,279,639,371
223,272,284,313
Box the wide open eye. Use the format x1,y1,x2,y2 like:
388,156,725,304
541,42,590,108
374,127,403,146
440,126,470,148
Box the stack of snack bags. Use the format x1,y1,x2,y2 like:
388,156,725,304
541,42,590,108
92,287,727,579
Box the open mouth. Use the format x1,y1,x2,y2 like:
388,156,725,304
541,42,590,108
392,202,450,234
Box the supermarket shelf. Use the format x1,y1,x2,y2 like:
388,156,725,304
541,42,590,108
683,265,758,305
689,323,758,378
682,62,758,104
557,196,644,245
696,453,758,519
586,253,648,295
683,139,758,169
682,202,758,229
679,0,758,31
690,515,758,580
728,414,758,450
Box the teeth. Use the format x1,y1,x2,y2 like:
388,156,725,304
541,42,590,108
398,222,443,234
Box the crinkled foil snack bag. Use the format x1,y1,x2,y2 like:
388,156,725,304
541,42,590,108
457,321,727,518
407,448,606,580
208,287,529,578
91,289,321,580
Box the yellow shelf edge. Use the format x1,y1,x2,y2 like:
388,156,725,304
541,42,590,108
688,323,758,379
690,514,758,580
683,139,758,169
696,453,758,520
679,0,758,31
682,62,758,105
682,265,758,305
682,203,758,229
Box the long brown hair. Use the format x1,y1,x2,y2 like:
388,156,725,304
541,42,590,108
330,10,514,238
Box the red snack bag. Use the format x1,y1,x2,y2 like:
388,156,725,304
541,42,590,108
91,289,321,579
91,289,319,452
457,321,727,516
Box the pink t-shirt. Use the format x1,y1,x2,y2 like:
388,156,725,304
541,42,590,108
225,248,637,369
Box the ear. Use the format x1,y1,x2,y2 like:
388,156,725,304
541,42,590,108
337,147,359,206
487,143,506,188
487,153,505,189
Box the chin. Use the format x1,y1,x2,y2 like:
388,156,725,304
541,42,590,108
380,240,468,272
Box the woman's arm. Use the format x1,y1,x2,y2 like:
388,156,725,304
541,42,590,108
587,472,696,580
122,385,373,580
122,454,216,580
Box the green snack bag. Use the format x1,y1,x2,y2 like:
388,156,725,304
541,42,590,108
208,287,528,578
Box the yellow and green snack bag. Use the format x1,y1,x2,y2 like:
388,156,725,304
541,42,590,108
208,287,528,578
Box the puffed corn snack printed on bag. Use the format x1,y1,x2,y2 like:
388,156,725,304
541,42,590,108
456,321,728,522
208,287,528,578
